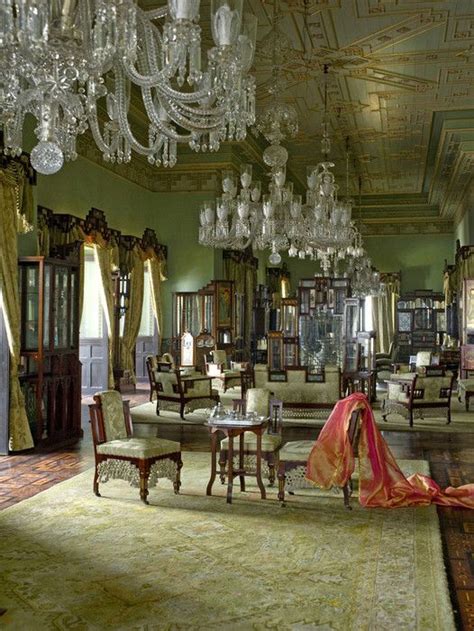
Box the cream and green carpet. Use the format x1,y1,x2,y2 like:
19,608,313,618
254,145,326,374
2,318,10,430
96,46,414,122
0,452,455,630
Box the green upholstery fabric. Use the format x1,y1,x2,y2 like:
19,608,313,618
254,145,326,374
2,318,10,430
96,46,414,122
97,437,180,459
220,433,282,450
99,390,128,441
279,440,314,461
246,388,270,416
212,350,227,366
154,371,179,396
416,376,452,402
416,351,432,368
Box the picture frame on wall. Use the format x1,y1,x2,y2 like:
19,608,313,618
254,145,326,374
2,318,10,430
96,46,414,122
216,282,232,327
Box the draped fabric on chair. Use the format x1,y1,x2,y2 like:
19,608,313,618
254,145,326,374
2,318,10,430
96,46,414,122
224,249,257,356
120,246,144,384
372,274,400,354
0,164,34,451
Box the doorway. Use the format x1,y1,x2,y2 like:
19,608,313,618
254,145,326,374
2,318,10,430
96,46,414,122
79,245,108,395
135,261,159,383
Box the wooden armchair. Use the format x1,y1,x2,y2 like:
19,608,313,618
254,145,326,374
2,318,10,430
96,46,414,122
382,373,454,427
277,408,362,509
219,388,283,486
148,360,219,420
89,390,182,504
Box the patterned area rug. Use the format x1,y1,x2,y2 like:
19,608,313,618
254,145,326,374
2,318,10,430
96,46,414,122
0,453,455,630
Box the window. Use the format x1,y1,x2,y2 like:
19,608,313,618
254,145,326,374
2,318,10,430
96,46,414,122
139,262,156,337
364,296,374,332
80,245,104,338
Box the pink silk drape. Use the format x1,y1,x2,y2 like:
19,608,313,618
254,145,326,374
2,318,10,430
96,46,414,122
306,392,474,509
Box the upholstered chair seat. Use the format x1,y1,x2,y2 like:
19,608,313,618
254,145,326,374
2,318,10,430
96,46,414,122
89,390,182,504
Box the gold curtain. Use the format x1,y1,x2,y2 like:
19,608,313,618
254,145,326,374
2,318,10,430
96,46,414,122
94,243,117,388
149,257,166,338
372,277,400,354
120,247,144,383
0,166,34,451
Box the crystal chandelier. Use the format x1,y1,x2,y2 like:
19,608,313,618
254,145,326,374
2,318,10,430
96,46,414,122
0,0,256,175
345,179,381,297
198,159,301,264
198,0,301,264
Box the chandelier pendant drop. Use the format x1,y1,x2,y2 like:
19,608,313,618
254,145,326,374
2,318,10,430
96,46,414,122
0,0,257,174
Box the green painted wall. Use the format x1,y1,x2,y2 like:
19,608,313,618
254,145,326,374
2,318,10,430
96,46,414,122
455,208,474,248
365,234,452,293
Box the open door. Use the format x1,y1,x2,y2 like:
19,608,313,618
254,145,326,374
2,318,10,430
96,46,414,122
79,245,108,395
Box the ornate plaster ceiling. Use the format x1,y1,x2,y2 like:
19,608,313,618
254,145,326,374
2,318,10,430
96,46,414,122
97,1,474,234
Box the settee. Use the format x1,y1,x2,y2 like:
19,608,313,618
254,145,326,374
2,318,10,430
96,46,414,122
254,365,341,418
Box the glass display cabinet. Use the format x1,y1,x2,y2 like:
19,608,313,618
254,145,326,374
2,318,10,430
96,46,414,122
396,290,444,362
172,280,237,365
268,331,284,373
281,298,299,367
19,252,81,446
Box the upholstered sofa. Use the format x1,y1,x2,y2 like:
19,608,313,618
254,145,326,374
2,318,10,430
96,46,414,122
254,365,341,418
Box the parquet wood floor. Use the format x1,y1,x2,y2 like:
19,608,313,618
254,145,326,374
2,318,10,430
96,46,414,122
1,387,473,630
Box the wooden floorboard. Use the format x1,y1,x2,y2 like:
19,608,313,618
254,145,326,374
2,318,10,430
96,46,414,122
1,388,473,630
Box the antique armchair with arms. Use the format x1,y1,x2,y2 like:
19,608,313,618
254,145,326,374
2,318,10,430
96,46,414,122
219,388,284,486
205,349,243,392
381,373,454,427
147,358,219,419
277,408,362,509
89,390,182,504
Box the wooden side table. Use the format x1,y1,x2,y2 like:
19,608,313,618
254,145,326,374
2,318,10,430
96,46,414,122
206,419,269,504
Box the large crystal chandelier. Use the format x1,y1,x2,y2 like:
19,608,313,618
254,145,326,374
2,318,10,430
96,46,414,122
287,67,356,273
199,0,301,264
0,0,256,175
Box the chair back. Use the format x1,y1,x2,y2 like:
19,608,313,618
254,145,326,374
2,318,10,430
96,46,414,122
416,351,432,368
90,390,131,444
154,370,180,395
240,366,255,398
211,349,228,367
246,388,270,417
411,374,453,403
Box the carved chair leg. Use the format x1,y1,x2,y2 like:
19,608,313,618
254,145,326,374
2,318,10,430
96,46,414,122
180,401,186,420
277,468,286,506
342,481,353,510
409,408,414,427
447,407,451,425
139,463,150,505
267,454,276,487
174,456,183,494
219,449,227,484
93,465,101,497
